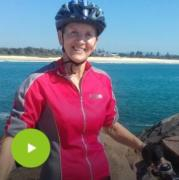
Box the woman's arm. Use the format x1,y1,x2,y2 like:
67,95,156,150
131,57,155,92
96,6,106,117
104,122,145,151
0,136,16,180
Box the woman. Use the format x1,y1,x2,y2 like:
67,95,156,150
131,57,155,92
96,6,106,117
0,1,146,180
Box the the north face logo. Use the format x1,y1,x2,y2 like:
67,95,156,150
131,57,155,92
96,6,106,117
89,93,103,99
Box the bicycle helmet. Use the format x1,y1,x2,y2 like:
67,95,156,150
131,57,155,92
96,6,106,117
55,0,106,36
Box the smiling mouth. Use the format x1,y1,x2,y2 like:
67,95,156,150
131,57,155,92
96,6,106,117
73,46,86,53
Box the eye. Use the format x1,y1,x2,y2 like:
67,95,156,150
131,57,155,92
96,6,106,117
69,31,78,37
65,30,79,38
85,32,94,39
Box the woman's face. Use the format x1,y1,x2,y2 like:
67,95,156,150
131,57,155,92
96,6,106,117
58,22,98,63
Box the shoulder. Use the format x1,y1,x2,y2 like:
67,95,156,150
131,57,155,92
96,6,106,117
90,66,112,82
30,61,57,80
17,61,57,94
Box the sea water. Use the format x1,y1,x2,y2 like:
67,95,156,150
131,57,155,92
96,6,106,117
0,61,179,136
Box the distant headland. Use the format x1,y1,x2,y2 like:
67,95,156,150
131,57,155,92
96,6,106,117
0,47,179,64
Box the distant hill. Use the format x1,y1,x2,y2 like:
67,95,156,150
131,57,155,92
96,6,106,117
0,47,179,59
0,47,61,57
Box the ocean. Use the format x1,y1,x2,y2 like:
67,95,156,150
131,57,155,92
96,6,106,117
0,61,179,136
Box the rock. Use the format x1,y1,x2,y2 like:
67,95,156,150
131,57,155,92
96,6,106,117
140,113,179,175
140,113,179,143
162,136,179,158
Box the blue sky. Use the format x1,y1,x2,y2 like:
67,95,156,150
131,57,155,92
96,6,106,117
0,0,179,55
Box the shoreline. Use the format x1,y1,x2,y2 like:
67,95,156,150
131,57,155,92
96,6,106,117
0,55,179,64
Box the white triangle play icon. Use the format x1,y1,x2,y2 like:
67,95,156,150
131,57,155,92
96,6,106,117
28,143,36,153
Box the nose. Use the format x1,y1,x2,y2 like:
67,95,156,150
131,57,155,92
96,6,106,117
75,33,87,42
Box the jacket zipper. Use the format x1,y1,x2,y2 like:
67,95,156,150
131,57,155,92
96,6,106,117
79,90,94,180
60,70,94,180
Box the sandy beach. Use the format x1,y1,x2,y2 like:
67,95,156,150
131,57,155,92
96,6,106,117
0,55,179,64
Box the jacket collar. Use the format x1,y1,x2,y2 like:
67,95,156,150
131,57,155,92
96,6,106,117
56,58,91,76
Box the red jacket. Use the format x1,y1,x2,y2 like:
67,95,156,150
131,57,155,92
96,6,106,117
5,59,118,180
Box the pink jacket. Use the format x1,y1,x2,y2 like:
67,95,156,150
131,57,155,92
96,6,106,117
5,59,118,180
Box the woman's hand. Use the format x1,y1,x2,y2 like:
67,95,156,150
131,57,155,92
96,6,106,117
141,143,163,166
0,136,16,180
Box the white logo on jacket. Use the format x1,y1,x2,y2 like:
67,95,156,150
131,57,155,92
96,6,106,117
89,93,103,99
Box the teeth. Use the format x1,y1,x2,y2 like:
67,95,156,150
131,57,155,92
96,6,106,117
73,47,85,52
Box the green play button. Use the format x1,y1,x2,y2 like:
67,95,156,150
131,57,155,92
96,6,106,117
11,129,50,168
